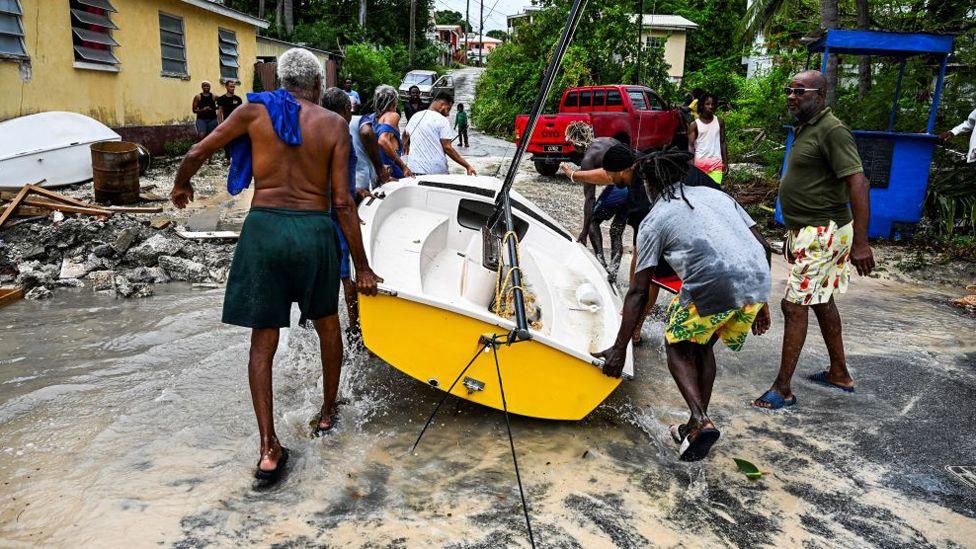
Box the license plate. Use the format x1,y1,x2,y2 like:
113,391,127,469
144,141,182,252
544,145,561,153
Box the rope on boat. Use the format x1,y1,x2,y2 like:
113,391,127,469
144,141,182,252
492,231,542,330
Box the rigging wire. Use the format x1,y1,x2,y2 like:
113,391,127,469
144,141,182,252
409,340,491,454
491,340,536,548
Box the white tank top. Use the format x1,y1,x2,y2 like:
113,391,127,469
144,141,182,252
694,117,722,161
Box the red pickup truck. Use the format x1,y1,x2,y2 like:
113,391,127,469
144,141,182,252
514,85,683,176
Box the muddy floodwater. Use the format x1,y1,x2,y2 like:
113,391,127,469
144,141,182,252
2,68,976,547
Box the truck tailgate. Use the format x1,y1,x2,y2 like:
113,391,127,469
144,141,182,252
515,113,590,155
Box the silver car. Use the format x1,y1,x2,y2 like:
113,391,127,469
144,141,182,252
398,70,455,103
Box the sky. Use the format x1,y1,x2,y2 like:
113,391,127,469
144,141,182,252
431,0,533,32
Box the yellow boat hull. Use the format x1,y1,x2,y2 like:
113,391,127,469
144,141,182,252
359,293,622,421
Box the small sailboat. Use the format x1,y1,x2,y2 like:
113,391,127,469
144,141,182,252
0,112,121,189
356,0,631,422
357,175,633,420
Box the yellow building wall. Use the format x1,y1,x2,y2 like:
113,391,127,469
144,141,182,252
0,0,259,127
641,29,688,80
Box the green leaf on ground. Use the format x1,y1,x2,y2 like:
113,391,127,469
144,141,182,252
733,458,763,480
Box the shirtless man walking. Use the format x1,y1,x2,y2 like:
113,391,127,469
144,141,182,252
171,48,381,481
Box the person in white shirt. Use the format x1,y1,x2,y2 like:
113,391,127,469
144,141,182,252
404,93,477,176
940,107,976,163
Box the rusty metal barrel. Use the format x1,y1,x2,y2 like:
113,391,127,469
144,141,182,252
91,141,140,205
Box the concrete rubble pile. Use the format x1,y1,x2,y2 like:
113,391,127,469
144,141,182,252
0,214,234,300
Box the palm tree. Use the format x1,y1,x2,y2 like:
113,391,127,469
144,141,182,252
739,0,843,103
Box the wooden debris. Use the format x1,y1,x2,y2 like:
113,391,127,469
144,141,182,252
0,286,24,309
139,192,168,202
150,218,172,230
21,199,113,217
26,184,97,209
175,227,240,240
0,185,32,229
106,205,164,214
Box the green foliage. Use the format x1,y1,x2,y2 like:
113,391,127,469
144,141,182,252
339,43,400,107
473,0,675,137
434,10,471,33
486,30,509,42
163,138,195,158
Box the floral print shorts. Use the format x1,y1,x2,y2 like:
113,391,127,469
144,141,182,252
664,297,765,351
785,221,853,306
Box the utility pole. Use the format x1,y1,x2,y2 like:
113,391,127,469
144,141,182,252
478,0,484,66
409,0,416,65
465,0,470,64
634,0,644,84
359,0,366,28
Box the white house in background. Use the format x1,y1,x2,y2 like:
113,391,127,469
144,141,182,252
506,5,542,39
632,14,698,81
464,33,502,64
741,0,773,77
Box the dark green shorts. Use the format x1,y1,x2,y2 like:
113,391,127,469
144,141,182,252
222,207,340,328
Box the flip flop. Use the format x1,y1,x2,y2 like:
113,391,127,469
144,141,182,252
311,408,339,438
254,447,289,481
751,389,797,410
669,423,688,444
808,371,855,393
679,426,721,462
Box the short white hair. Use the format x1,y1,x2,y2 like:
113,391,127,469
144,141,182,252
277,48,323,92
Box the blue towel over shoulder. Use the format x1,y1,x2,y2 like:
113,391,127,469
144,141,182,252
226,89,303,195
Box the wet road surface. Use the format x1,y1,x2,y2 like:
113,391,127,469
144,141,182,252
1,68,975,547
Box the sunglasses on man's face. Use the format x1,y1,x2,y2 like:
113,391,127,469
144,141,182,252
784,87,821,97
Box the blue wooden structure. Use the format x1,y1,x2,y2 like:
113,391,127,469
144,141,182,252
775,29,954,238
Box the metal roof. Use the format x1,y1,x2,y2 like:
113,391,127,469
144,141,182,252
256,35,339,58
807,29,953,57
181,0,269,29
635,14,698,30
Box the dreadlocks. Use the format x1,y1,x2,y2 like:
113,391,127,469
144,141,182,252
636,147,695,208
564,121,595,150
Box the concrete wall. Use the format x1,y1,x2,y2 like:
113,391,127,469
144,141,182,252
0,0,259,127
640,29,688,80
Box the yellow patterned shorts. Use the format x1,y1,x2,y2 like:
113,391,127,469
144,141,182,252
785,221,853,306
664,297,765,351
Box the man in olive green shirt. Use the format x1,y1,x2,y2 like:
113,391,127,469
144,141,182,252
753,70,875,411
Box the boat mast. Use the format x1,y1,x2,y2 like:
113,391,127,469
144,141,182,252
490,0,589,341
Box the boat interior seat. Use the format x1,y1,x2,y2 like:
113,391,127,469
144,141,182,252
372,206,450,292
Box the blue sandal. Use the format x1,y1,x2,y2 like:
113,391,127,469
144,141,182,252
752,389,797,410
808,371,855,393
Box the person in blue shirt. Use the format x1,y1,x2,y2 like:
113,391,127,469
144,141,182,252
321,87,366,349
342,79,361,114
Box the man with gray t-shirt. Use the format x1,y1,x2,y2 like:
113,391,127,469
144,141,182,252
593,151,772,462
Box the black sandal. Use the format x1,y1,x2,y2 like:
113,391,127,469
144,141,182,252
254,447,289,481
679,425,720,462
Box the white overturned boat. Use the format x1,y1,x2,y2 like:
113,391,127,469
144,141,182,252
0,111,121,189
357,175,633,420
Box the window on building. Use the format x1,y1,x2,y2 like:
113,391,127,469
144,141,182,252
645,35,666,50
218,28,239,81
0,0,28,59
70,0,119,68
159,12,187,76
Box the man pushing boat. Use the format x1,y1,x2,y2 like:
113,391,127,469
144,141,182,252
170,48,381,481
594,148,772,461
